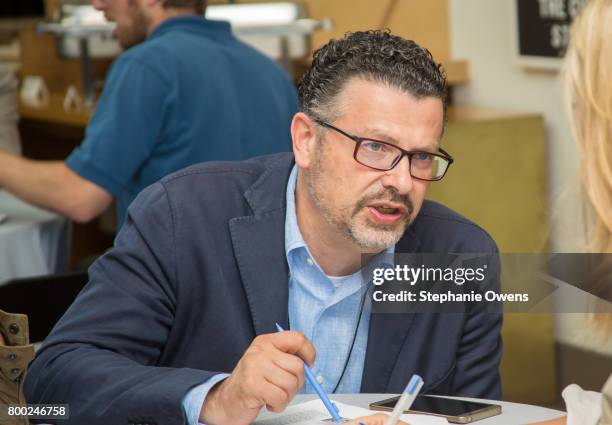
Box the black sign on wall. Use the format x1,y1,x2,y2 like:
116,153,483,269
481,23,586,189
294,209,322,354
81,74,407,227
0,1,45,18
517,0,588,59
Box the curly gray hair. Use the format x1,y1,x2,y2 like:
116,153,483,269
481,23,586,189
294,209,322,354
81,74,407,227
298,30,447,122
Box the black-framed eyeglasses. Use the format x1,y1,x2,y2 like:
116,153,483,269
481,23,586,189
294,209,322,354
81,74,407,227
314,119,454,182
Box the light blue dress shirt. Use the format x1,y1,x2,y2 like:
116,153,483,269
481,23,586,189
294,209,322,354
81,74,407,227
182,165,394,424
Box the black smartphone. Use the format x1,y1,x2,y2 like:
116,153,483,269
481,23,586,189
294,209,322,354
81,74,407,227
370,395,502,423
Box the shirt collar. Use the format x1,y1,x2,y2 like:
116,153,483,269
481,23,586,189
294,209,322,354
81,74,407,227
285,165,306,255
148,16,232,41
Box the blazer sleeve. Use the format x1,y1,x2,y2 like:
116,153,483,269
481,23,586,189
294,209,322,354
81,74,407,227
24,182,215,425
450,248,503,399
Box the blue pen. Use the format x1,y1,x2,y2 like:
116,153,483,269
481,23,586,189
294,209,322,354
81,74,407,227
275,323,343,423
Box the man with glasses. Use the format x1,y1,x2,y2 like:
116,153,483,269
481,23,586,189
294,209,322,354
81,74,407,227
25,31,502,425
313,118,453,182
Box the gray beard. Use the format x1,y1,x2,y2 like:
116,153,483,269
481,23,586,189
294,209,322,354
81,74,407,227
305,162,409,252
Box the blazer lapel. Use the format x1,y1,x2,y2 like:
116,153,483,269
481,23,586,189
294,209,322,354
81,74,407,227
229,155,294,336
361,227,421,392
360,314,417,392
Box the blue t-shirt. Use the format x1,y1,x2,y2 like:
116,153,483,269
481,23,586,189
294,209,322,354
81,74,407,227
66,16,299,227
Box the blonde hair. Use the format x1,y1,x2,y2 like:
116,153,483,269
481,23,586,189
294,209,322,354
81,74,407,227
563,0,612,334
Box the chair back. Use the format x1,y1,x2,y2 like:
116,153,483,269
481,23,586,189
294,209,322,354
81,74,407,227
0,271,88,343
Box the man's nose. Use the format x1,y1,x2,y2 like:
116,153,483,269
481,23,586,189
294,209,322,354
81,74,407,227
92,0,107,11
380,155,414,195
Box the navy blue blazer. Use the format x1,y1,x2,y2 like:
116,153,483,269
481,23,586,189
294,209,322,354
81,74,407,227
25,153,502,425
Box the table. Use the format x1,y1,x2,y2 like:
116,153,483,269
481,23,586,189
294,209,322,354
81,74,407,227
0,191,69,285
292,394,565,424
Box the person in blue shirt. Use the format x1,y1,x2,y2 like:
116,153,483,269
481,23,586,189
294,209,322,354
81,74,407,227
0,0,298,227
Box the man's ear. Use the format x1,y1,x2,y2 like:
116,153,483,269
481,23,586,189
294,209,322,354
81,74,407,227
291,112,318,170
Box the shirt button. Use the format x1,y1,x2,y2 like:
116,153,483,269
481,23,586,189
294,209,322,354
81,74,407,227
306,258,314,266
316,374,324,384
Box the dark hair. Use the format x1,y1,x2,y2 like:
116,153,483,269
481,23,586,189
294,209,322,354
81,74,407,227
163,0,206,14
298,30,447,121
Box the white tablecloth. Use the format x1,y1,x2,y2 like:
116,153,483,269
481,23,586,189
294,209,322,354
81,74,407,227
0,191,69,285
292,394,566,424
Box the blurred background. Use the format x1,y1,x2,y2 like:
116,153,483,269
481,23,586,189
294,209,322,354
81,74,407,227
0,0,610,410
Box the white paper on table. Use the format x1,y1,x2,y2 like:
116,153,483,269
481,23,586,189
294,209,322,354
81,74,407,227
253,399,448,425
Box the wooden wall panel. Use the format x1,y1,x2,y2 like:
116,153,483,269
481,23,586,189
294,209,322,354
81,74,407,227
428,111,556,405
19,29,112,94
217,0,468,82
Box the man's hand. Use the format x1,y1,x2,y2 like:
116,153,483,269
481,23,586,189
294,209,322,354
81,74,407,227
200,331,316,425
345,413,409,425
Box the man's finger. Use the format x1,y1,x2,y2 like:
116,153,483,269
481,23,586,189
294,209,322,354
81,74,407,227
267,331,316,366
344,413,410,425
259,359,301,398
271,351,307,388
258,377,292,412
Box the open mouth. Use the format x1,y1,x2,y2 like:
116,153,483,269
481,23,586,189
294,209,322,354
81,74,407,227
373,206,400,214
366,203,408,225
